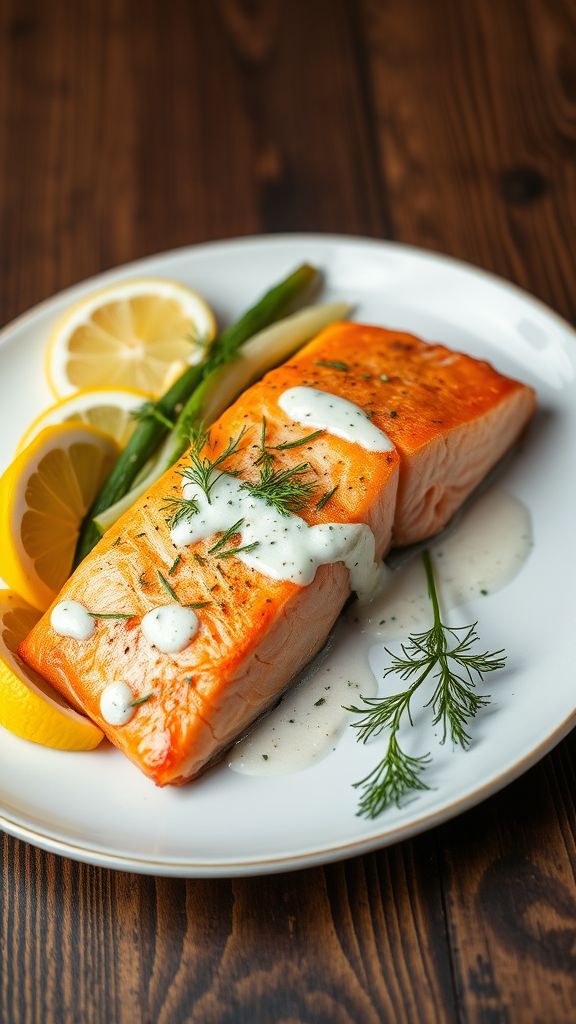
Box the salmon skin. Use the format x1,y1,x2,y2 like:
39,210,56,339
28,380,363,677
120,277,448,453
19,323,535,785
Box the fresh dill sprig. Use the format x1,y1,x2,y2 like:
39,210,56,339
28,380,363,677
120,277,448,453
181,426,247,503
246,417,318,513
352,736,431,818
207,518,245,554
157,569,179,603
347,550,506,819
243,461,317,515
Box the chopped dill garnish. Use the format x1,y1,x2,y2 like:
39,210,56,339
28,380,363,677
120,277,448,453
216,542,260,559
207,518,245,554
168,555,181,575
315,359,349,371
253,417,274,469
127,691,155,709
243,461,316,515
315,484,338,511
271,430,324,451
185,601,212,609
254,419,323,468
88,611,134,620
247,418,317,513
157,569,179,603
347,550,506,819
193,552,206,566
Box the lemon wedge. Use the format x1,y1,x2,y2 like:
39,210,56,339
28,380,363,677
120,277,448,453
0,424,119,610
0,589,103,750
16,386,151,454
45,277,216,399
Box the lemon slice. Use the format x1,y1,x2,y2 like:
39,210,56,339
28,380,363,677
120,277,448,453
0,590,103,750
0,424,119,610
46,277,216,399
16,386,151,454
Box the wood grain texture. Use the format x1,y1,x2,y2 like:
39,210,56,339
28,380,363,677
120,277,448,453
1,0,576,1021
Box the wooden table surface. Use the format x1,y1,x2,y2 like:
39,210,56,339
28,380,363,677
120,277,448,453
1,1,576,1021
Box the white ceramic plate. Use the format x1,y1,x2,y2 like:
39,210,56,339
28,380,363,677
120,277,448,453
0,234,574,877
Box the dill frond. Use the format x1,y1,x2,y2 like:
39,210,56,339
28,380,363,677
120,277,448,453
242,460,317,516
348,550,506,818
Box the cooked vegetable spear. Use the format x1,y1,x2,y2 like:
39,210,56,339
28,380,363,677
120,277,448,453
165,299,352,467
74,263,320,566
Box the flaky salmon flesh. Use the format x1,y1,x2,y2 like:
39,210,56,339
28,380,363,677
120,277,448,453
19,323,535,785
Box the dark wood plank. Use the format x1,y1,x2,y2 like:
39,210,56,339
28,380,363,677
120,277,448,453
359,0,576,316
0,836,459,1024
1,0,576,1022
437,740,576,1021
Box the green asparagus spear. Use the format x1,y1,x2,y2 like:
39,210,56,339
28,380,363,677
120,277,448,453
73,263,319,566
93,300,352,534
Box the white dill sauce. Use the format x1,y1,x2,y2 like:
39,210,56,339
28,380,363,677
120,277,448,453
170,387,395,598
278,386,395,451
171,473,382,600
50,601,96,641
228,628,378,776
100,682,135,726
355,488,533,639
141,604,199,654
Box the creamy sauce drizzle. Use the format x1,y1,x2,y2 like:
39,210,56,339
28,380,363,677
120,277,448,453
50,601,96,641
171,473,380,600
278,386,394,451
100,682,135,726
229,488,532,778
354,488,533,639
228,629,378,776
141,604,199,654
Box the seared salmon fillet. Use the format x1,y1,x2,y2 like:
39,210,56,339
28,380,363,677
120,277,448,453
297,323,536,545
19,324,535,785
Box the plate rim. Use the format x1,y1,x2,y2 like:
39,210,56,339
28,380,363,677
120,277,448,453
2,232,576,349
0,231,574,877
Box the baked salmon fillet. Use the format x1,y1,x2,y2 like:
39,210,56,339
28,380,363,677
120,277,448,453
19,323,535,785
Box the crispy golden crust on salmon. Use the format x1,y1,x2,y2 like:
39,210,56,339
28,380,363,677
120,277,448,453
19,323,535,785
